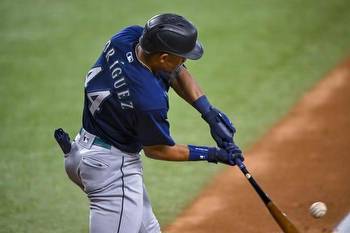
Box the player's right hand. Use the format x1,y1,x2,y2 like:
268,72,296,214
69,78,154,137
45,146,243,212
202,107,236,150
207,144,243,166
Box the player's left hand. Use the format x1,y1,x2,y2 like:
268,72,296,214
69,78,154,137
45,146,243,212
225,142,244,164
202,107,236,150
207,144,243,166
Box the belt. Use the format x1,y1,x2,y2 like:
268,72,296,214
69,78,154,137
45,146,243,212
79,128,112,150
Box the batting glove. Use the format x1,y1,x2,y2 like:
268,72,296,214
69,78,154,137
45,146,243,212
188,144,243,166
208,145,243,165
192,96,236,150
54,128,72,154
202,107,236,150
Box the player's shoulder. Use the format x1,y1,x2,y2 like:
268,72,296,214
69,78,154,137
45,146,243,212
111,25,144,46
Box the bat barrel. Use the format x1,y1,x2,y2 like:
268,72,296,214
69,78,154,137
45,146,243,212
234,158,301,233
267,202,301,233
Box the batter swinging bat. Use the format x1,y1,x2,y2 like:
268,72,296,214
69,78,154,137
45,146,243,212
234,158,300,233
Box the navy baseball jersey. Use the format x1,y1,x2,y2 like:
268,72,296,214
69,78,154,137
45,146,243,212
82,26,175,153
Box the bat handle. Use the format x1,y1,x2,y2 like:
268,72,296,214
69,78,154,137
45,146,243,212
234,157,271,205
234,157,244,169
234,157,249,175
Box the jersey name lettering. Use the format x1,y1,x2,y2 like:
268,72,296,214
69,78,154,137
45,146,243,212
104,40,134,110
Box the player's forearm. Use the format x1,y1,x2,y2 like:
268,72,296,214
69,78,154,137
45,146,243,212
170,66,204,104
143,144,190,161
143,143,241,165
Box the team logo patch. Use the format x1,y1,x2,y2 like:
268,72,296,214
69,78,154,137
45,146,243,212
126,52,134,63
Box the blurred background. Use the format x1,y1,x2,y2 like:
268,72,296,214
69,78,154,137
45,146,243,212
1,0,350,232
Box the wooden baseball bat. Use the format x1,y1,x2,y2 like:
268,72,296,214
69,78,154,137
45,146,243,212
234,158,300,233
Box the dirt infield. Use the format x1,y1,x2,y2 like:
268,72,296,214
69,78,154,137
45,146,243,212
165,59,350,233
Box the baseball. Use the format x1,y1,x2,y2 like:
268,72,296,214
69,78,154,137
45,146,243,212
309,201,327,218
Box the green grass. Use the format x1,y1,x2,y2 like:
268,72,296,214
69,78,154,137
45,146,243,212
1,0,350,232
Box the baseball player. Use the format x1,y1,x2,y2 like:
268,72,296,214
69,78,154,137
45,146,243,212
54,13,243,233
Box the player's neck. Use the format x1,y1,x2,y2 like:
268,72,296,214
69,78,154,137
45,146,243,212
135,44,154,73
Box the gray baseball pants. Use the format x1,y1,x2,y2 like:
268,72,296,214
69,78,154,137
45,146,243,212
64,129,161,233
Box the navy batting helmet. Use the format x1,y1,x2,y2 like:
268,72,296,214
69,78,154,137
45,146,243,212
139,13,204,60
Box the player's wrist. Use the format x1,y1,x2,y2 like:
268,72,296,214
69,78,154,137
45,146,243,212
188,145,209,161
188,145,217,163
192,95,211,115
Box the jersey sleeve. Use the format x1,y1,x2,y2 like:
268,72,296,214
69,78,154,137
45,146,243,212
112,25,144,42
135,109,175,146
